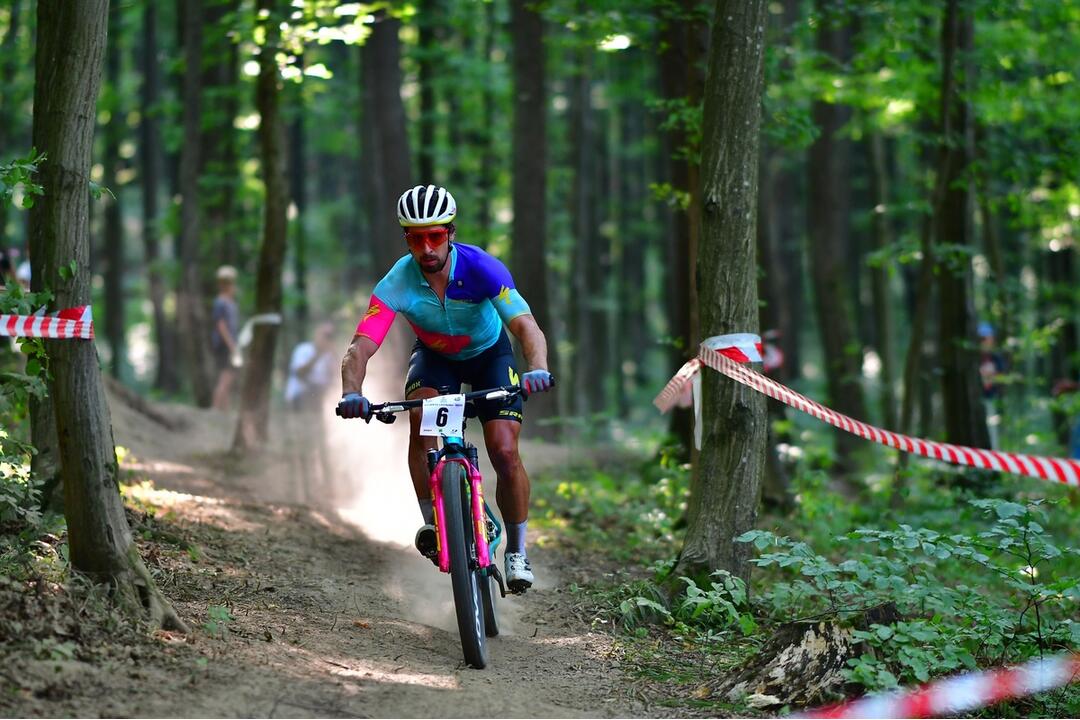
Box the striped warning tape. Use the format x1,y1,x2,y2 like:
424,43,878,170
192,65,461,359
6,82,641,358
655,335,1080,486
0,306,94,340
795,651,1080,718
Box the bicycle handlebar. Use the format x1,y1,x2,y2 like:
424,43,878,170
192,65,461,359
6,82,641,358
335,384,528,421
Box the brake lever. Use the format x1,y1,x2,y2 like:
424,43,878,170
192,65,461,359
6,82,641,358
375,412,397,424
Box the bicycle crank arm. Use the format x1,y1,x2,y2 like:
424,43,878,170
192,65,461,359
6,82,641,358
489,565,507,598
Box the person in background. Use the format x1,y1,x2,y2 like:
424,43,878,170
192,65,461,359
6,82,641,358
978,321,1006,449
211,265,240,410
285,322,337,412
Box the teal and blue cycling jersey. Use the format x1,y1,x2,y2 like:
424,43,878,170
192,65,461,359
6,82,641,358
355,243,532,360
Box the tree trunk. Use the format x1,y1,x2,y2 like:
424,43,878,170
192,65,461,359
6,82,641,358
361,12,413,273
178,0,215,407
806,2,867,475
935,0,989,450
0,0,23,243
476,1,497,241
417,0,438,184
233,0,288,451
867,133,897,430
102,2,124,379
289,53,308,326
30,0,184,631
201,0,240,270
669,0,768,587
658,2,706,453
509,0,559,438
139,0,180,393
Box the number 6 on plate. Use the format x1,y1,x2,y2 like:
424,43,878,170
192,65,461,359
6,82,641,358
419,394,465,437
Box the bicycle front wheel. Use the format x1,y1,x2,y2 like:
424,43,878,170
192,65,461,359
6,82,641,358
441,461,488,668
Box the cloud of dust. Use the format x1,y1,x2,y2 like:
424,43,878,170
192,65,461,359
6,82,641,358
314,326,528,636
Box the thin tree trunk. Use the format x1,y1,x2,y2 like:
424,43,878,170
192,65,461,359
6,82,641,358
139,1,179,393
102,2,124,379
289,52,308,326
806,2,867,477
935,0,989,450
658,2,705,453
417,0,438,183
30,0,185,631
670,0,768,587
178,0,215,407
476,1,497,241
867,133,897,430
361,12,413,273
0,0,22,242
201,0,240,270
509,0,559,438
233,0,288,451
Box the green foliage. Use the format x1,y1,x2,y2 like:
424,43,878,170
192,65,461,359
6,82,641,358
0,149,45,208
736,497,1080,692
203,604,234,638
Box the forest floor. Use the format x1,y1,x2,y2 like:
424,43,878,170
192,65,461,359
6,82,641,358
1,372,675,718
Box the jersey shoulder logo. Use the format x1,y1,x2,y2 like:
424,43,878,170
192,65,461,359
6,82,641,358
363,304,382,319
496,285,513,305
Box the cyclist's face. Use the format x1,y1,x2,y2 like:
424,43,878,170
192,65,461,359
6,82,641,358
405,226,451,273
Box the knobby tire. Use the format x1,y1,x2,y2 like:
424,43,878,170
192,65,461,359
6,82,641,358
442,462,488,668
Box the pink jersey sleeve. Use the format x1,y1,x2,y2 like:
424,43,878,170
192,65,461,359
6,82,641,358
355,294,396,346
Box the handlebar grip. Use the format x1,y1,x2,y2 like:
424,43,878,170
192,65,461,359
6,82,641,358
334,405,341,417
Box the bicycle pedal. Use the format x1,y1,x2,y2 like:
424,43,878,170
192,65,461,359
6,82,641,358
507,579,530,595
490,566,508,598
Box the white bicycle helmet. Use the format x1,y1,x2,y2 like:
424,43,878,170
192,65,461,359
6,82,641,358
397,184,457,227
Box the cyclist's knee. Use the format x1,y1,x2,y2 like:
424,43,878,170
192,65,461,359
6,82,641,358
488,445,522,477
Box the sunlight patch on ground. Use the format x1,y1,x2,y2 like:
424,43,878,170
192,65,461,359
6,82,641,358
121,481,266,533
285,644,459,690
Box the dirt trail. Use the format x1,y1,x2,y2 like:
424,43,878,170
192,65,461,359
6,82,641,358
9,348,646,718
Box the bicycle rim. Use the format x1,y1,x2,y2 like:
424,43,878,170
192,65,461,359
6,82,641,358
442,462,487,668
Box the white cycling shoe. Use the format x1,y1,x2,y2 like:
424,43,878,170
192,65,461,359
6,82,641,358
504,552,534,593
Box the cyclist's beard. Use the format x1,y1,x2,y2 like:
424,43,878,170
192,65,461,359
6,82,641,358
420,253,448,274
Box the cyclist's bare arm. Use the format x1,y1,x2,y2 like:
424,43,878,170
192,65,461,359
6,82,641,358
341,334,379,394
507,314,549,372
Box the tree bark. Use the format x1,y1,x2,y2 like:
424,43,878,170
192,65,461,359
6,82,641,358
289,52,308,326
658,1,706,453
102,1,124,379
139,0,180,393
867,133,897,430
201,0,240,270
935,0,989,450
669,0,768,587
0,0,23,243
178,0,215,407
361,12,413,273
30,0,185,631
806,1,867,475
233,0,288,451
509,0,559,438
417,0,438,184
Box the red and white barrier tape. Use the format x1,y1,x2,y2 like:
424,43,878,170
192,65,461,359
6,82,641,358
655,334,1080,487
795,651,1080,718
0,305,94,340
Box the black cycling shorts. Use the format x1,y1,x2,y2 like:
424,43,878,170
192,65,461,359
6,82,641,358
405,330,524,424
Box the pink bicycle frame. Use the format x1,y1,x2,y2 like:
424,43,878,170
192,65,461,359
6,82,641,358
429,455,491,574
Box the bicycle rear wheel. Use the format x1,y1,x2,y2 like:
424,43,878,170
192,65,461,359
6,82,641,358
442,462,487,668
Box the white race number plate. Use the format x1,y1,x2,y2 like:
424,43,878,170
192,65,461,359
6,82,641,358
419,394,465,437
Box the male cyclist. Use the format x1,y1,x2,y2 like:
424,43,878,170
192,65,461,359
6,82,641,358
338,185,554,592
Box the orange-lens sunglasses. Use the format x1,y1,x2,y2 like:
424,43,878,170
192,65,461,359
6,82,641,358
404,227,450,249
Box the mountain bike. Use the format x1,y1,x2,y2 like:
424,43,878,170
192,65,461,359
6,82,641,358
337,384,521,669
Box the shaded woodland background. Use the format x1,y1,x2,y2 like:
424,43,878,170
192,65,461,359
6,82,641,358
2,0,1078,458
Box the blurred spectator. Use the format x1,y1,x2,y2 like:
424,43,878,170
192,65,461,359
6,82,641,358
978,321,1006,449
211,265,240,410
284,322,337,412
